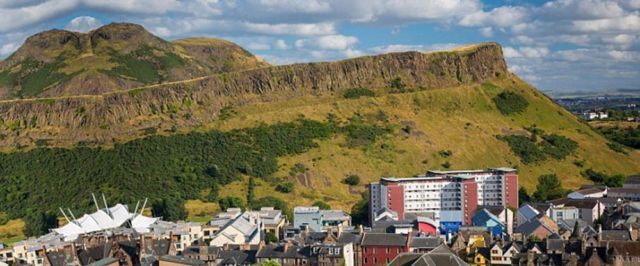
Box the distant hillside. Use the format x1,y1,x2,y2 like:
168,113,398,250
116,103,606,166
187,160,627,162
0,23,267,99
0,26,638,242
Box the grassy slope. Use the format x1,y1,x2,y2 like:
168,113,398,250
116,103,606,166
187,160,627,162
3,74,639,242
204,74,640,211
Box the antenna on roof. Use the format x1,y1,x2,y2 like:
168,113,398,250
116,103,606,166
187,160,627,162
140,198,148,216
91,193,100,212
67,208,78,221
59,207,71,224
102,193,112,218
133,200,140,216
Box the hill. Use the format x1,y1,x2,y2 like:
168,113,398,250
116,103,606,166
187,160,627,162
0,25,639,242
0,23,267,99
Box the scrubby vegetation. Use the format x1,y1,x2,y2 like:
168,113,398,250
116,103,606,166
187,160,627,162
531,174,567,202
313,201,331,210
581,169,625,187
498,128,578,164
342,175,361,186
105,46,185,84
218,196,245,211
0,119,333,220
275,182,294,193
596,126,640,149
493,90,529,115
343,87,375,99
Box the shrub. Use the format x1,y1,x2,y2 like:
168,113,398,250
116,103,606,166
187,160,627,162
581,169,625,187
389,77,408,93
152,197,188,222
608,142,628,154
24,210,58,237
497,135,546,164
313,201,331,210
343,88,375,99
275,182,294,193
343,175,361,186
438,150,453,158
493,91,529,115
441,161,452,169
532,174,565,201
540,134,578,160
596,126,640,149
218,196,245,211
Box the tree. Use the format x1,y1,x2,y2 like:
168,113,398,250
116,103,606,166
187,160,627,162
218,196,245,211
532,174,565,201
275,182,294,193
342,175,361,186
264,231,278,244
519,187,531,204
24,210,57,237
261,260,282,266
152,197,188,222
313,201,331,210
350,192,369,226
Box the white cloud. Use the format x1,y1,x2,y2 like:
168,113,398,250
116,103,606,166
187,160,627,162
479,27,493,37
369,43,460,54
275,39,288,49
460,6,528,27
314,35,358,50
503,46,549,58
0,42,18,56
64,16,102,32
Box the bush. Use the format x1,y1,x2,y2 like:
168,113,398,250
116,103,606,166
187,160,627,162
497,135,546,164
218,196,245,211
540,134,578,160
441,161,452,169
438,150,453,158
389,77,409,93
532,174,566,202
350,192,369,226
581,169,625,187
152,197,188,222
275,182,294,193
343,175,361,186
313,201,331,210
493,91,529,115
343,88,375,99
608,142,628,154
24,210,58,237
596,126,640,149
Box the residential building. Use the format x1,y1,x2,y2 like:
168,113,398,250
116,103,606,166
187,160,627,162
360,233,409,266
471,209,505,237
567,187,607,199
388,244,468,266
368,168,518,225
608,187,640,201
293,207,350,232
623,175,640,189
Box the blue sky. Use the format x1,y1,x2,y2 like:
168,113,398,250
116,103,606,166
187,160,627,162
0,0,638,92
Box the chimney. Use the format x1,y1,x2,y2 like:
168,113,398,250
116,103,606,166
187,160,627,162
336,225,343,238
70,242,80,265
357,224,363,235
598,224,602,241
405,233,412,252
140,234,146,258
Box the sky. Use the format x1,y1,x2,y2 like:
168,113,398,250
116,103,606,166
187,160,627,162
0,0,638,92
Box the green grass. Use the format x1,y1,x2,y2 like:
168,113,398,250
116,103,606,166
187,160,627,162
0,70,15,87
17,58,71,97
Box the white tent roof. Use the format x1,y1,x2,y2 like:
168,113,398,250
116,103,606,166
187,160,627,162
53,203,158,240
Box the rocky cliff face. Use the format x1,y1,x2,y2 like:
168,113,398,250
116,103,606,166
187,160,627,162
0,43,507,147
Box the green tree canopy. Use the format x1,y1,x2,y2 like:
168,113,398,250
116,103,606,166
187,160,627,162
152,197,188,221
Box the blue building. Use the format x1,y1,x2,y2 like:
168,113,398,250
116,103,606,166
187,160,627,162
293,206,351,232
472,209,505,236
439,210,463,235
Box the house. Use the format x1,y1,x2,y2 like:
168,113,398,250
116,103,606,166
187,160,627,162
563,199,606,225
623,175,640,189
608,188,640,201
471,209,505,237
205,208,286,243
159,255,205,266
208,213,260,247
415,217,438,235
549,206,580,222
514,215,558,240
388,244,468,266
360,233,410,266
255,242,310,266
294,207,351,232
567,187,607,199
488,241,521,265
517,204,539,226
481,206,515,235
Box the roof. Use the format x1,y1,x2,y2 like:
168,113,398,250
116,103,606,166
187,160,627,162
256,243,309,259
86,257,119,266
600,230,631,241
389,244,469,266
388,253,422,266
625,175,640,184
159,255,205,266
410,237,442,248
361,233,408,246
563,199,601,209
217,250,257,265
321,210,350,221
53,204,157,240
608,188,640,194
518,204,540,222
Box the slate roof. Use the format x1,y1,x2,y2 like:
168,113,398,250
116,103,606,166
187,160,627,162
217,250,257,265
608,241,640,257
563,199,600,209
389,244,468,266
410,237,442,249
86,257,119,266
625,175,640,184
361,233,407,246
600,230,631,241
159,255,205,266
256,243,309,259
518,204,540,222
45,250,75,266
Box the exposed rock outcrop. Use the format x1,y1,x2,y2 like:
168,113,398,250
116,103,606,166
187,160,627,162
0,43,507,147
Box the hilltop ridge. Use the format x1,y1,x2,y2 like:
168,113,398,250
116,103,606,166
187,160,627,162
0,41,507,147
0,23,268,99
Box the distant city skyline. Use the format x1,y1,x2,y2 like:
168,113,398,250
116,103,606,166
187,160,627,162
0,0,638,92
